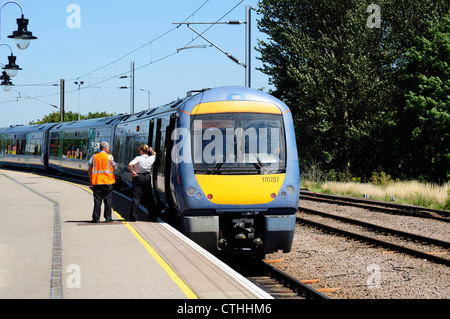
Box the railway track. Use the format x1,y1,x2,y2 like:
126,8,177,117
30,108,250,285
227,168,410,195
223,258,330,299
300,190,450,222
297,206,450,267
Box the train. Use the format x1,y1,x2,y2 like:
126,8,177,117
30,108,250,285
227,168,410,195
0,86,300,257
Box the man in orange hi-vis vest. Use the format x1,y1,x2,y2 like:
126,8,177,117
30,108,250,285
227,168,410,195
88,141,116,223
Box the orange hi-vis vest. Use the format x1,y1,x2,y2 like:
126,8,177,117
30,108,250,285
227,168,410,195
91,152,115,185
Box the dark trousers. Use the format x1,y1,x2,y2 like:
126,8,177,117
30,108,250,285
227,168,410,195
92,184,114,222
130,173,154,221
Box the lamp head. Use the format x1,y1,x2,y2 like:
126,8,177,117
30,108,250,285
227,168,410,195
7,15,38,50
2,54,22,77
1,71,14,91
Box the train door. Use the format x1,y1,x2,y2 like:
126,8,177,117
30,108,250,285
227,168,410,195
87,129,96,159
153,118,164,206
147,119,158,212
125,135,134,165
164,114,176,212
152,114,176,215
113,126,126,184
57,131,65,173
24,133,31,168
148,120,155,164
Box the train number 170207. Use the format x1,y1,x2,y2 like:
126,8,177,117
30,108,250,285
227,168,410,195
262,176,279,183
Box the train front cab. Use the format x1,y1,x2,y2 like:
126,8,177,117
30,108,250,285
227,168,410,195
172,92,299,257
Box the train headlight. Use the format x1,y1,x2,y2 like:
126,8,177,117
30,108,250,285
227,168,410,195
286,185,295,195
280,191,287,198
187,186,203,200
187,187,196,196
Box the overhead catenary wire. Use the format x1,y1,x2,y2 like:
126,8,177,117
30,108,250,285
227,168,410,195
24,0,212,88
2,0,245,107
7,88,58,108
82,0,244,90
72,0,212,82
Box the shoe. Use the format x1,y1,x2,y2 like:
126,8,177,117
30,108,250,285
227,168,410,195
105,219,113,223
129,216,136,222
91,219,99,223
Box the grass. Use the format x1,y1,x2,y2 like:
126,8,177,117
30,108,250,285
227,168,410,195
302,180,450,211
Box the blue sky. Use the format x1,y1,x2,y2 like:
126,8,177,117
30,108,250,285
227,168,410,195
0,0,272,127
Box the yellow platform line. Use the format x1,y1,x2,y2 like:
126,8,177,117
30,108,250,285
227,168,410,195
80,187,198,299
119,218,198,299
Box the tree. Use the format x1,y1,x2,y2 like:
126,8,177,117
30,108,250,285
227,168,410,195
29,111,116,124
396,17,450,181
256,0,449,180
256,0,393,177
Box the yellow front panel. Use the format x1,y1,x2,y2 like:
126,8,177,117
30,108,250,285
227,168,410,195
191,101,282,115
195,174,285,205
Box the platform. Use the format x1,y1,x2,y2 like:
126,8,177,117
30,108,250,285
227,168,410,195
0,168,272,299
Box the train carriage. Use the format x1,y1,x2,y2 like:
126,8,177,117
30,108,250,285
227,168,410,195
0,86,300,258
113,97,190,211
0,123,56,170
47,115,125,178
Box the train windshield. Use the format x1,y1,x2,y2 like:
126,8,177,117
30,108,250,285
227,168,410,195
191,113,286,175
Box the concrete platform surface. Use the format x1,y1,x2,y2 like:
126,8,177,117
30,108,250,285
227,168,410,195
0,168,271,299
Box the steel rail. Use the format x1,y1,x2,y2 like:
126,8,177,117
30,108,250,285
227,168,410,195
300,190,450,221
296,214,450,267
257,261,330,299
222,257,330,299
299,206,450,249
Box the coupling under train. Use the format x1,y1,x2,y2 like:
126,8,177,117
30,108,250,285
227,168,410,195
0,86,300,257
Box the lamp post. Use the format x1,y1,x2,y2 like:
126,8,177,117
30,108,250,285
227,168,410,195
74,80,84,121
140,88,150,109
245,6,251,88
1,1,37,50
173,6,252,87
119,62,135,114
130,61,134,114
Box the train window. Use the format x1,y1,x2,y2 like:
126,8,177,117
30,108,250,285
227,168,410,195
50,138,60,157
80,138,89,160
34,140,42,155
16,139,26,155
4,138,13,154
26,138,42,156
56,130,91,160
191,113,286,174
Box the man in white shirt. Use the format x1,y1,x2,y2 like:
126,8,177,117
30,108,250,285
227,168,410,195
128,144,156,221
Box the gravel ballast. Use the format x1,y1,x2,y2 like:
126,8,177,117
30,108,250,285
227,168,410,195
264,200,450,299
